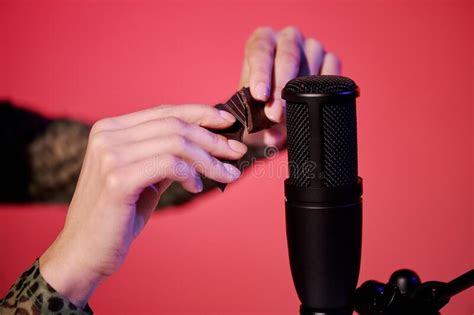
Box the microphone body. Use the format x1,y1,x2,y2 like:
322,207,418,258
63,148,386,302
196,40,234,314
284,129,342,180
282,75,363,315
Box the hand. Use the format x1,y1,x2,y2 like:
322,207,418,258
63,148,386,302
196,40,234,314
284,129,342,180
240,26,342,148
39,104,247,308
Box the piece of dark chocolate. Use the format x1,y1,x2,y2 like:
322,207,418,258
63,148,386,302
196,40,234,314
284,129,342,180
211,87,275,191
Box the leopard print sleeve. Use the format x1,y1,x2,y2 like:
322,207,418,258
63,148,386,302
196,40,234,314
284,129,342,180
0,260,93,315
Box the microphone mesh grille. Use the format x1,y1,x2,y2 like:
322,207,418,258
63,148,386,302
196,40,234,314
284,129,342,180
284,75,358,189
321,102,358,187
286,102,311,187
285,75,356,94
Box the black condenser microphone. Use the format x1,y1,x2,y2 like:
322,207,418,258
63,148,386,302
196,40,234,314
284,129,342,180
282,75,363,315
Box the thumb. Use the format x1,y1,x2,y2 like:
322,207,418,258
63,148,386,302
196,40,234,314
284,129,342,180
133,180,172,238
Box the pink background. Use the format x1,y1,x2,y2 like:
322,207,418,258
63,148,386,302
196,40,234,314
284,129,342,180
0,0,472,314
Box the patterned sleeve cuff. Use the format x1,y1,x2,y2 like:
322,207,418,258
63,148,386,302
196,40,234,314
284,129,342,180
0,259,93,315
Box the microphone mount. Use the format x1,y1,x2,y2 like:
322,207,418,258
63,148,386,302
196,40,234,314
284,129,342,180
353,269,473,314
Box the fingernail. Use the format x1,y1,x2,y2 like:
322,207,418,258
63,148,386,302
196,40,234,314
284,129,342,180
255,82,270,101
223,163,241,179
228,139,248,154
219,110,236,123
264,100,283,123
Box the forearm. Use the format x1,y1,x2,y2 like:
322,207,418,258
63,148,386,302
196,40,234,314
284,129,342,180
0,100,89,203
1,101,271,207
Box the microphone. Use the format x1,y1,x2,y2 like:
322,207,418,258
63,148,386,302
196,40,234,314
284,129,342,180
282,75,363,315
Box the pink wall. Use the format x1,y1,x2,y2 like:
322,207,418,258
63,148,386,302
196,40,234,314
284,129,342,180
0,1,472,314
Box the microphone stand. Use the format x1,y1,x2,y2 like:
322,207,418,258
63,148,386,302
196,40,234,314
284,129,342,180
406,269,474,314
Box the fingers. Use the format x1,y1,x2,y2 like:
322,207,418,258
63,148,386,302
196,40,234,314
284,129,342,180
108,135,242,183
108,155,203,197
91,104,236,134
100,116,248,158
321,52,342,75
89,121,243,187
304,38,325,75
245,27,276,102
109,151,241,199
268,26,304,123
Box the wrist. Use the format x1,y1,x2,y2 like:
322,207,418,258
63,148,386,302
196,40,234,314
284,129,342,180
39,230,105,309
